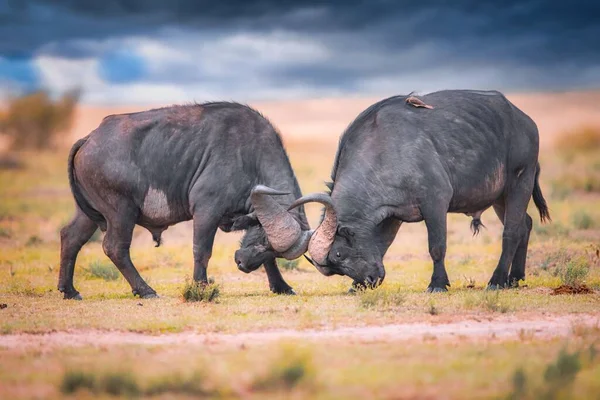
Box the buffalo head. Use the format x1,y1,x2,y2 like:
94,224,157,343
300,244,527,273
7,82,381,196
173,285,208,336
232,185,312,273
288,193,385,288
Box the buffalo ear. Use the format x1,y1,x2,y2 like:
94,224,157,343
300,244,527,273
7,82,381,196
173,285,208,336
231,213,259,231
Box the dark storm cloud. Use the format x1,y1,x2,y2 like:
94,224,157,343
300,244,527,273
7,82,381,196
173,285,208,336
3,0,599,63
1,0,599,99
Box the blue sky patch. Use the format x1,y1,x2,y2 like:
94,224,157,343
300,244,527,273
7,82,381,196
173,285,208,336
98,49,147,84
0,57,39,89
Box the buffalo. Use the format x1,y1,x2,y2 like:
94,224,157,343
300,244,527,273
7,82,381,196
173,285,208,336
59,102,311,299
289,90,550,291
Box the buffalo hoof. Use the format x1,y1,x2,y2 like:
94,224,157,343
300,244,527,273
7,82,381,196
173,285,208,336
427,286,448,293
133,288,159,299
508,277,522,289
271,286,296,295
63,291,83,300
486,282,508,291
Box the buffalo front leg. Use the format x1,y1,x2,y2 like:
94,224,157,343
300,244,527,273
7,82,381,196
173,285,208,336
423,206,450,292
102,210,157,298
58,207,98,300
192,212,220,283
264,258,295,295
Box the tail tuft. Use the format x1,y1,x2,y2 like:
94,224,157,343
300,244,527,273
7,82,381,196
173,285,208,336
533,163,551,223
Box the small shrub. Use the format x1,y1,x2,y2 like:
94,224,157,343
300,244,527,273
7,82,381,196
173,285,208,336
25,235,43,246
0,89,80,149
533,220,569,237
558,257,589,287
146,371,206,396
0,227,11,238
543,349,581,387
254,345,316,391
102,372,139,396
0,153,24,170
85,260,119,281
571,210,596,230
427,300,440,315
182,280,220,303
358,286,405,310
60,370,139,396
8,279,46,297
510,367,527,399
555,126,600,156
279,259,299,271
481,291,511,313
61,371,96,394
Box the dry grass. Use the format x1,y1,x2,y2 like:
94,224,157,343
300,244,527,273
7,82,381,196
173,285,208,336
2,96,600,398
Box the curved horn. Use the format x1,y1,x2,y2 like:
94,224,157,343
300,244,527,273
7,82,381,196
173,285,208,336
287,193,337,265
251,185,301,253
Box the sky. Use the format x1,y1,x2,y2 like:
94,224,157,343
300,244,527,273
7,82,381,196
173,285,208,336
1,0,599,105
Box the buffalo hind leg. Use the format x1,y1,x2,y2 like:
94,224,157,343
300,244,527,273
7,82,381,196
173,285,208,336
58,207,98,300
493,200,532,288
509,214,533,287
423,206,450,292
102,207,157,298
192,212,220,284
488,174,534,289
264,258,295,295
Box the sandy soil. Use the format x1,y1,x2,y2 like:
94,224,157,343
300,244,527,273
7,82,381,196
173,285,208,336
2,314,598,349
68,90,600,149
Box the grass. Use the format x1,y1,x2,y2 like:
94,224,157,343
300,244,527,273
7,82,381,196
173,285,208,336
181,280,221,302
85,260,119,281
253,344,316,391
61,370,140,396
552,126,600,194
555,125,600,156
358,284,406,310
558,258,590,287
0,334,599,399
571,210,596,230
0,136,600,398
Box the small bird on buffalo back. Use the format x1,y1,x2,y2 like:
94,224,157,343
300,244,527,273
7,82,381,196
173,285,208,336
406,96,434,109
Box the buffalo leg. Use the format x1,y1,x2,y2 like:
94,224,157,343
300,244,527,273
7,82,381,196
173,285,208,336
423,207,450,292
102,208,157,298
192,212,220,283
493,200,532,287
509,214,533,286
264,258,295,295
488,174,534,289
58,207,98,300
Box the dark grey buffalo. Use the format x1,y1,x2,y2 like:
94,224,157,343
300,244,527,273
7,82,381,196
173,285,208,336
290,90,550,291
59,102,312,299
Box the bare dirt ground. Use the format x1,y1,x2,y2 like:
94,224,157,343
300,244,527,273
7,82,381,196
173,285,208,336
2,314,598,350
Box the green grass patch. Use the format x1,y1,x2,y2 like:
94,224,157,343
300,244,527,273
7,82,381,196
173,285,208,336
358,285,405,310
61,370,139,396
85,260,119,281
253,344,316,391
181,280,221,303
571,210,597,230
